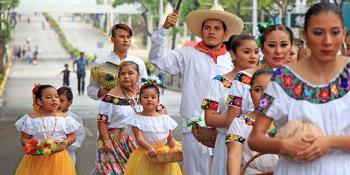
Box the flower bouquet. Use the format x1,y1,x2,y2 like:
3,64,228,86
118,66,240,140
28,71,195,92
23,139,66,155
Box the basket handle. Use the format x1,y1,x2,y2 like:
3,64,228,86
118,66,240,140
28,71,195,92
241,153,273,175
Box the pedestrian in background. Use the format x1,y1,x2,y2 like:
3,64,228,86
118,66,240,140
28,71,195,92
60,63,71,87
73,52,88,95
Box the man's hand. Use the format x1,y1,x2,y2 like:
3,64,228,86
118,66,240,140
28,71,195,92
163,12,180,29
98,87,111,98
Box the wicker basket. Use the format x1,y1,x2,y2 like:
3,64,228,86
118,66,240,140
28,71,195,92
241,153,274,175
90,62,119,89
191,123,218,148
150,150,183,163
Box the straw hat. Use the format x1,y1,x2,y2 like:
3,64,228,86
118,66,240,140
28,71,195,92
185,4,244,41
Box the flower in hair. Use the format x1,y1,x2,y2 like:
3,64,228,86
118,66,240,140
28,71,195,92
32,83,41,95
141,76,165,89
257,19,274,48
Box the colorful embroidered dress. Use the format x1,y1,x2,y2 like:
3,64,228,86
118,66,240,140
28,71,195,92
95,94,140,175
225,115,278,174
124,113,182,175
15,115,80,175
226,71,255,115
201,74,232,175
257,62,350,175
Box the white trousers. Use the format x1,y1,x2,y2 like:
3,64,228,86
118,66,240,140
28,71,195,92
182,132,211,175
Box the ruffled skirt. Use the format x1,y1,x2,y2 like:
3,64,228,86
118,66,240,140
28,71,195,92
15,150,76,175
125,146,182,175
95,128,134,175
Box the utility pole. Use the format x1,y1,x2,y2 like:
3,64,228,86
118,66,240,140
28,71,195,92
252,0,257,36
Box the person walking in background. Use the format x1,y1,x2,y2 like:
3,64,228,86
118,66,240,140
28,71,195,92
73,52,88,95
87,24,148,100
57,87,86,165
61,64,71,87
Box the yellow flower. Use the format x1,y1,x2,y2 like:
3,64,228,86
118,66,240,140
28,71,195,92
113,98,119,104
201,100,208,107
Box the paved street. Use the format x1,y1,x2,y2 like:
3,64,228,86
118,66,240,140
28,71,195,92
0,13,182,174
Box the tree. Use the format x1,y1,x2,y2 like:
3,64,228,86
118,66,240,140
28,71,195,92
112,0,159,47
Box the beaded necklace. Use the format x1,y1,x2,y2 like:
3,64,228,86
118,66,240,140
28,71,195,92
40,112,57,139
121,88,141,113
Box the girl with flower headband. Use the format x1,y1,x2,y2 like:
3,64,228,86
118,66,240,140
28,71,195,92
15,84,80,175
94,61,141,174
225,68,278,175
202,34,259,175
124,80,182,175
249,2,350,175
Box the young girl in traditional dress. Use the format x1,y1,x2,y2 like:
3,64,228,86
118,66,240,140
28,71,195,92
225,68,278,175
125,81,182,175
15,84,79,175
249,3,350,175
95,61,140,174
203,35,259,175
57,86,86,165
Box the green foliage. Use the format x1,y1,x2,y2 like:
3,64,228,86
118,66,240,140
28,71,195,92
44,13,94,62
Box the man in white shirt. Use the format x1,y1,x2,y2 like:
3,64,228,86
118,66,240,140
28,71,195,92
149,4,243,175
87,24,148,100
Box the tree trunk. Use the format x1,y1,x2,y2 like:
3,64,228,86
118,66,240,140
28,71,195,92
142,10,149,47
0,36,4,74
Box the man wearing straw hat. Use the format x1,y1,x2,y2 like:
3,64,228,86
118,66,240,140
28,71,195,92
149,4,244,175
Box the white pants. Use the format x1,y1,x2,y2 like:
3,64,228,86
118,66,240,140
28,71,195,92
182,132,211,175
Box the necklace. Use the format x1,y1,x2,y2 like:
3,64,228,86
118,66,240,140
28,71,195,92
40,112,57,139
121,88,141,113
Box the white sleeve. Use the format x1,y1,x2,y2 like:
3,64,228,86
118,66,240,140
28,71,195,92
225,117,249,144
67,113,86,152
15,115,35,135
97,101,114,122
148,27,184,75
138,60,148,79
201,78,221,111
87,61,101,100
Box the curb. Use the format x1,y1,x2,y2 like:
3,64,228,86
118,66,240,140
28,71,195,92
0,62,12,107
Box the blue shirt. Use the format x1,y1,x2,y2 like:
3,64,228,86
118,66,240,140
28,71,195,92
73,58,88,75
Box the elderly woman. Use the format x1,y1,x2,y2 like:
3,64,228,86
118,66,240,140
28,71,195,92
94,61,141,175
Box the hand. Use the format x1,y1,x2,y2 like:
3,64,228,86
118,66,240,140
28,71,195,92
103,139,114,152
98,88,111,98
163,12,179,29
51,141,67,154
296,136,332,161
147,147,157,157
279,135,314,159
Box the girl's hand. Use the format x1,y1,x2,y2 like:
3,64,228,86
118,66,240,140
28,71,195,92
51,141,67,154
148,147,157,157
279,135,313,159
103,139,114,152
296,136,332,161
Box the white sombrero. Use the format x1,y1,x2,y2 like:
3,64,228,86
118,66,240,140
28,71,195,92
185,4,244,41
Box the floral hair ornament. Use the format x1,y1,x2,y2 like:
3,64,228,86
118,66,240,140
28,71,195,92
256,19,274,48
32,83,41,112
141,76,166,89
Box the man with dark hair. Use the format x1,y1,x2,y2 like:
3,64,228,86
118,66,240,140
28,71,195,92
87,24,148,100
73,52,88,95
149,4,244,175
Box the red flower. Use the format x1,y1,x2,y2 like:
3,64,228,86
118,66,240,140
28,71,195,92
32,84,40,94
209,101,219,110
319,88,330,102
293,83,303,97
23,144,32,154
104,95,111,102
282,75,294,88
242,75,251,85
234,97,242,107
